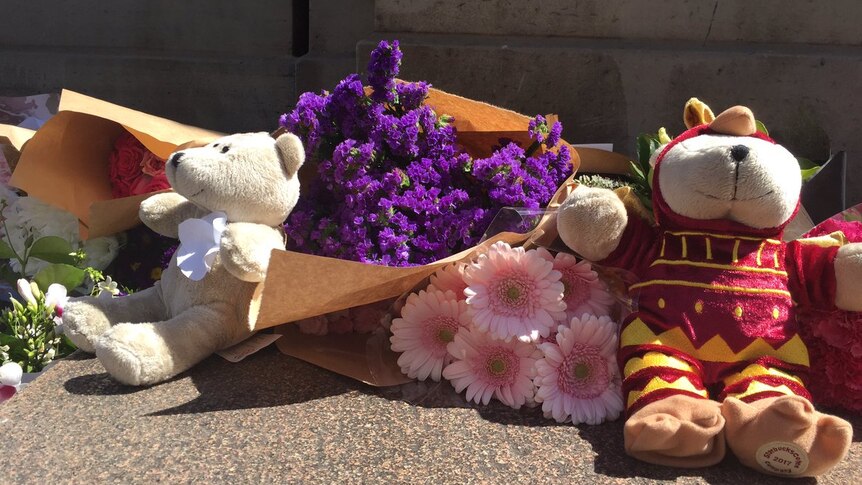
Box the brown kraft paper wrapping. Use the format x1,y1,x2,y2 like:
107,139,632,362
9,89,222,239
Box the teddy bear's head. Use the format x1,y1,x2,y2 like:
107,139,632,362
165,132,304,227
651,106,801,236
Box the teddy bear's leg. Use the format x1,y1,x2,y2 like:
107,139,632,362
622,350,726,467
94,302,244,386
63,286,168,353
720,362,852,477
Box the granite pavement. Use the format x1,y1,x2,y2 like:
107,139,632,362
0,347,859,484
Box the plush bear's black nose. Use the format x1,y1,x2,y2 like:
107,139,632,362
169,152,184,167
730,144,749,162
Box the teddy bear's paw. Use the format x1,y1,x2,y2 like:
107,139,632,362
624,394,726,468
62,299,113,353
722,395,852,477
94,323,175,386
557,186,628,261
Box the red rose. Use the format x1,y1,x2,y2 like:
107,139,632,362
108,132,146,198
140,173,171,194
140,151,167,177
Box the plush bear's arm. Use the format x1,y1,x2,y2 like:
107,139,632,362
220,223,285,283
558,186,629,261
834,243,862,311
139,192,208,238
557,186,660,275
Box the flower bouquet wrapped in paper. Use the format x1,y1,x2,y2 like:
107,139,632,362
249,41,642,389
9,90,221,239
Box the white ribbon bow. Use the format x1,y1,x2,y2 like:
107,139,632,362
176,211,227,281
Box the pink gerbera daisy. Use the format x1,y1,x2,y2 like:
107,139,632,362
390,289,470,381
550,252,615,321
443,326,541,409
428,263,469,299
535,314,623,424
463,242,565,342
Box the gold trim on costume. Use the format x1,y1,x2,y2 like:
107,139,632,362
628,279,792,298
649,259,788,276
666,230,780,244
627,376,709,408
621,319,810,366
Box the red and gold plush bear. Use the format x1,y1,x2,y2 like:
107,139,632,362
558,105,857,477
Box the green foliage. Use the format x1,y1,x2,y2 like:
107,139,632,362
33,264,87,292
627,132,664,211
0,239,14,259
0,294,75,372
575,174,629,191
27,236,77,265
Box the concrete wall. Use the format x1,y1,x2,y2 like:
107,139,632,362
0,1,297,132
2,0,860,200
369,0,862,202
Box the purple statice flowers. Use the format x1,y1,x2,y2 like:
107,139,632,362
279,40,571,266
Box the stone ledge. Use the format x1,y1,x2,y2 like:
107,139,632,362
1,348,858,483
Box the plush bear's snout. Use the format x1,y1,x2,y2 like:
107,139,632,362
730,144,749,162
169,151,185,168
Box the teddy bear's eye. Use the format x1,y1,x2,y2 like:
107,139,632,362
221,146,230,154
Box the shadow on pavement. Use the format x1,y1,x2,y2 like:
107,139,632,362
63,346,358,415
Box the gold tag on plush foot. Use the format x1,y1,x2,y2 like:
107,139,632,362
756,441,809,476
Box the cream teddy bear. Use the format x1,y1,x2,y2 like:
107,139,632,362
63,132,304,385
558,106,856,477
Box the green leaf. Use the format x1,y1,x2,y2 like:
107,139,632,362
796,157,819,169
800,166,820,182
636,135,653,165
33,264,86,292
629,160,646,182
0,239,15,259
755,120,769,136
28,236,77,265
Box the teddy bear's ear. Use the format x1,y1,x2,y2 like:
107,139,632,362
709,106,756,136
275,132,305,177
683,97,716,129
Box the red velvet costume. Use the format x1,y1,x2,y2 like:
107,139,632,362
602,126,843,416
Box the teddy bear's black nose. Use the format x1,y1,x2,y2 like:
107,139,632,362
169,152,184,167
730,144,750,162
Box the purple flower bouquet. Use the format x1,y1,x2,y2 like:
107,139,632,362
251,41,587,385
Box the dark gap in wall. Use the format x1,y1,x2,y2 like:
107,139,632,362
292,0,310,57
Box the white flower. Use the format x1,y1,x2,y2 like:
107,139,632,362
44,283,68,309
1,193,119,276
176,211,227,281
96,276,120,299
45,283,69,329
16,278,36,305
0,362,23,388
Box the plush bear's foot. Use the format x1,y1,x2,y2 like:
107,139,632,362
62,299,113,353
94,323,175,386
722,395,852,477
625,394,726,468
